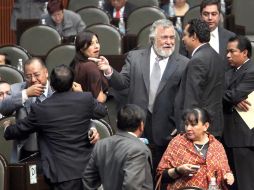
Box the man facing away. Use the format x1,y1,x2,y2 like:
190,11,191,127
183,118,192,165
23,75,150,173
3,65,107,190
83,104,153,190
175,18,224,139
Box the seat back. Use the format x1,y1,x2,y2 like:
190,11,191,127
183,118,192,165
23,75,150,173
232,0,254,35
251,42,254,63
90,119,113,139
0,65,24,84
76,6,111,27
0,153,8,190
183,5,200,28
127,0,159,8
45,44,76,75
126,6,167,35
0,116,15,164
137,24,180,53
20,25,62,57
0,45,30,68
187,0,202,8
86,24,122,55
68,0,100,12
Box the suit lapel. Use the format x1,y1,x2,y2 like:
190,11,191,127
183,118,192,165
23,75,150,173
227,60,251,87
141,48,151,94
156,53,178,96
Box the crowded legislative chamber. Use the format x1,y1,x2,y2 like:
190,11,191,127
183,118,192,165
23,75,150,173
0,0,254,190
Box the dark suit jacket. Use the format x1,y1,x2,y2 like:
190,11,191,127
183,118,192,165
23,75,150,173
0,81,53,162
223,60,254,147
175,43,224,137
180,26,235,70
218,26,235,70
109,48,189,146
4,91,107,183
104,1,136,19
83,131,153,190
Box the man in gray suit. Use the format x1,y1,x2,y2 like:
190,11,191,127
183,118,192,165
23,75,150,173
175,18,224,138
83,104,153,190
0,57,53,162
96,19,189,170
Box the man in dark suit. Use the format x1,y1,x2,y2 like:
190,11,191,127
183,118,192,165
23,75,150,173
0,57,53,162
3,65,107,190
83,104,153,190
104,0,136,19
180,0,235,70
200,0,235,70
96,19,189,170
175,18,224,138
223,35,254,190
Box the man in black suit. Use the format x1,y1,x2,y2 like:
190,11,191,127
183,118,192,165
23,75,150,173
223,35,254,190
3,65,107,190
200,0,235,70
97,19,189,170
83,104,153,190
180,0,235,70
175,18,224,138
104,0,136,19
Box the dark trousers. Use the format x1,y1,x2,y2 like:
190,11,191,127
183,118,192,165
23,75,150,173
46,178,83,190
144,111,168,177
232,147,254,190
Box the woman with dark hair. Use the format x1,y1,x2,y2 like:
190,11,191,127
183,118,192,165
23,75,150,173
70,31,108,103
41,0,86,38
156,107,234,190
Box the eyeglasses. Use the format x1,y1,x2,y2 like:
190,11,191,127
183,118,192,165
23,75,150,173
25,72,41,81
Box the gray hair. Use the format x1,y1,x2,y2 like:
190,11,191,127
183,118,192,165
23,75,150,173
149,19,175,44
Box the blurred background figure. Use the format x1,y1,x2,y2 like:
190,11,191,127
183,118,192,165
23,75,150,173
41,0,86,40
70,31,108,103
0,81,11,118
104,0,136,20
161,0,190,17
156,108,234,190
0,53,10,65
10,0,48,31
0,81,11,101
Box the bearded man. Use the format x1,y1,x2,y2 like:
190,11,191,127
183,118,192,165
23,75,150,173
96,19,189,170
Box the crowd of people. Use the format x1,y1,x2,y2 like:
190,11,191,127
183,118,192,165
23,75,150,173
0,0,253,190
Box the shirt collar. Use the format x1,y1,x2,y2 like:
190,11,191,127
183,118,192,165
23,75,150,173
210,27,219,38
191,43,207,57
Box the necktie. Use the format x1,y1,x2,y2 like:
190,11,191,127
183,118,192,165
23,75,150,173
148,57,161,112
115,10,121,19
35,94,46,104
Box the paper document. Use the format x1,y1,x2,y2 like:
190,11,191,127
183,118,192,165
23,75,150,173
236,91,254,129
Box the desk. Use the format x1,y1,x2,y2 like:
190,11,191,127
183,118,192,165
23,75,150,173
9,157,50,190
